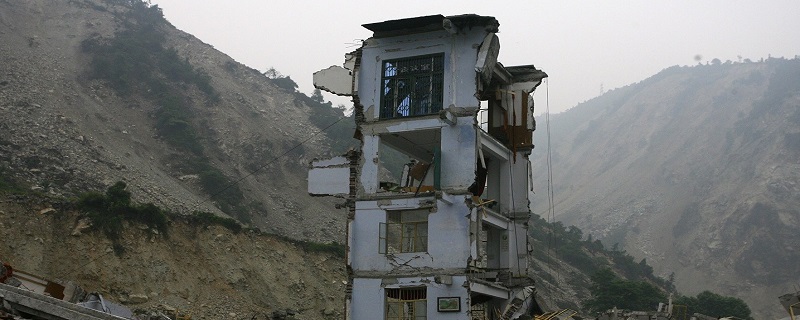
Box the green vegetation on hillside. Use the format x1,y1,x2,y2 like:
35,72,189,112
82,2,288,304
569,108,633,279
530,214,673,291
187,210,243,234
0,166,25,193
263,69,358,155
275,234,346,258
81,0,251,220
674,291,753,320
76,182,246,247
81,2,215,100
81,0,359,222
76,181,169,254
584,269,753,320
584,268,666,312
74,181,340,258
585,269,752,318
531,214,753,316
304,89,357,153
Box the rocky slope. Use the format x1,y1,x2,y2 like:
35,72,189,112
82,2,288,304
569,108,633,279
531,59,800,319
0,0,345,243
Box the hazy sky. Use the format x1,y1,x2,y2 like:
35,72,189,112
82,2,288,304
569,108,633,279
150,0,800,115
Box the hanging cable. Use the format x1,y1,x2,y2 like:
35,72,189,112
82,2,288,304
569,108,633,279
543,78,562,285
508,153,522,277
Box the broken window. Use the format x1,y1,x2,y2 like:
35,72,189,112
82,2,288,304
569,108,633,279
379,209,429,254
486,89,534,151
386,287,427,320
377,130,440,194
381,54,444,119
476,223,507,270
470,302,490,320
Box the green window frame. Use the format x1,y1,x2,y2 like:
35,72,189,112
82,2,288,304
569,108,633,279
380,54,444,119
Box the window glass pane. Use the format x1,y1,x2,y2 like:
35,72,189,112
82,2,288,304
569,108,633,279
384,211,429,253
384,62,397,77
387,223,402,253
403,210,428,222
416,223,428,252
402,223,415,252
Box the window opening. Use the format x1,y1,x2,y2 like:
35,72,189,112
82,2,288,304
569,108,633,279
470,302,489,320
377,134,440,194
380,209,429,253
386,287,427,320
381,54,444,119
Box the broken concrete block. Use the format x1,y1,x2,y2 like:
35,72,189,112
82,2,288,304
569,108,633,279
313,66,353,96
308,156,350,197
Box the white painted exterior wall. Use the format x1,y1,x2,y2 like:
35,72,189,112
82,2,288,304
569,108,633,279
357,29,485,122
351,196,471,273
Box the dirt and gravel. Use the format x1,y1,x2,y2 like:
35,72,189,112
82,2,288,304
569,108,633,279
0,194,346,320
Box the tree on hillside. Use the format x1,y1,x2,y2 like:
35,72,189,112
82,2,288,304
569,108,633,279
674,291,753,320
262,67,282,79
584,268,667,313
311,88,325,103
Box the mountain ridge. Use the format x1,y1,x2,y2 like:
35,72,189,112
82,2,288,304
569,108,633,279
532,58,800,319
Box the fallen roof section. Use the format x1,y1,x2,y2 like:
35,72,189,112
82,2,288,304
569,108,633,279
362,14,499,38
0,283,128,320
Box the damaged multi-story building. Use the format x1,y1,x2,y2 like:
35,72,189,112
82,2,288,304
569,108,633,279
309,14,547,320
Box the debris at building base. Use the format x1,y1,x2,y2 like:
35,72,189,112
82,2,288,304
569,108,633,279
1,260,133,319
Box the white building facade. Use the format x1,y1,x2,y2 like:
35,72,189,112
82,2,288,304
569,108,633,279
310,14,547,320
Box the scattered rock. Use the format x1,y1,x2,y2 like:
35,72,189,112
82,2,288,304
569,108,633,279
71,217,92,236
128,294,149,304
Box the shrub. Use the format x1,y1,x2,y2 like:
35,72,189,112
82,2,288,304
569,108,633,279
0,167,25,193
585,268,667,312
674,291,753,320
188,211,242,233
154,95,203,155
133,203,170,235
198,168,249,222
76,182,170,243
81,0,218,153
300,241,346,258
277,235,346,258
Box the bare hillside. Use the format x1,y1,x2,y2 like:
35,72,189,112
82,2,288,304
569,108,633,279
532,59,800,319
0,0,346,242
